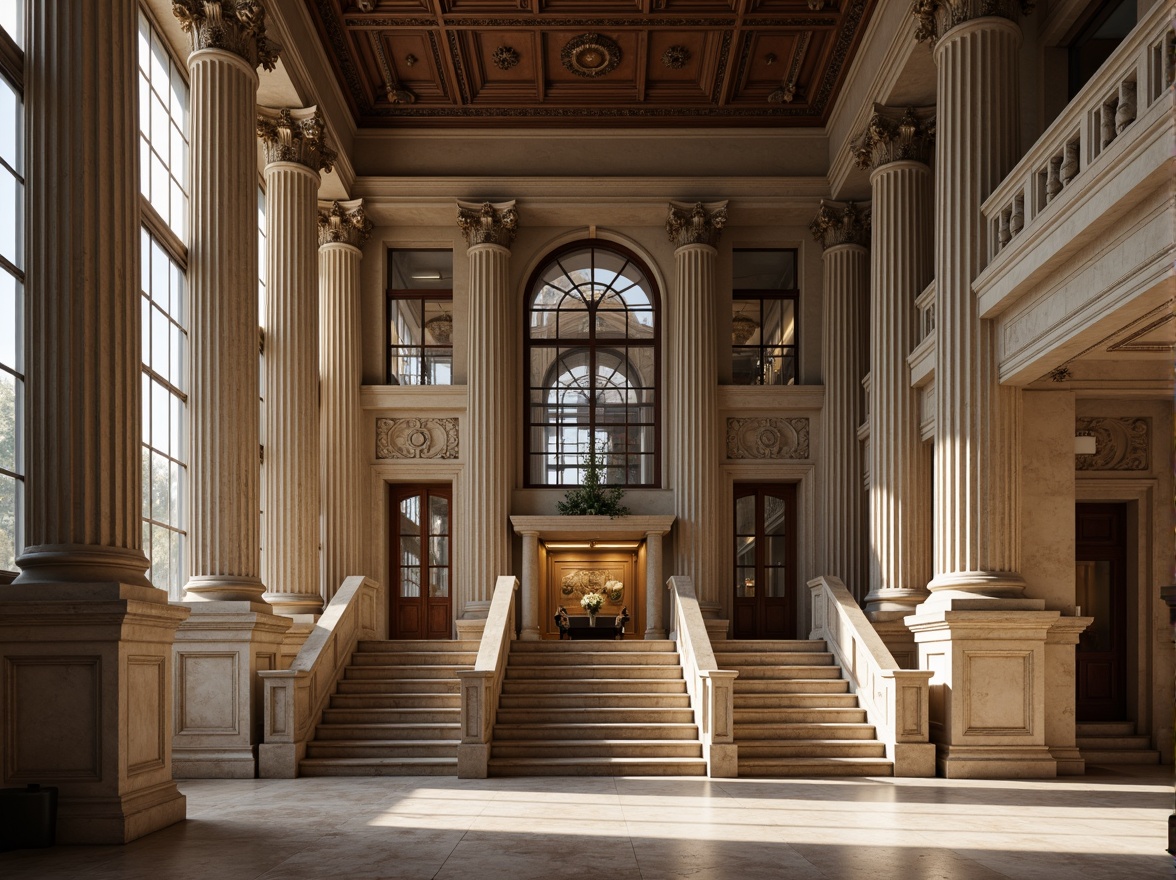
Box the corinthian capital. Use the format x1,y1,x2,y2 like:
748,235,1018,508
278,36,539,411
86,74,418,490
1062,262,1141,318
258,107,337,173
666,201,728,248
318,199,373,248
456,200,519,248
911,0,1033,45
851,105,936,171
172,0,281,71
810,201,871,250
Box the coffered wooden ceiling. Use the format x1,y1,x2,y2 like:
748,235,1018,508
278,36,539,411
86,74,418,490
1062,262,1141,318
307,0,877,127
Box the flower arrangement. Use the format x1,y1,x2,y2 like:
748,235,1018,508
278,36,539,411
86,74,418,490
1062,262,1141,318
580,592,605,615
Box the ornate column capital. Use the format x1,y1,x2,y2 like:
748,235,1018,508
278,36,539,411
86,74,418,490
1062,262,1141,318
852,104,936,171
810,200,871,250
172,0,281,70
911,0,1032,45
317,199,374,248
666,200,728,248
257,107,336,173
456,200,519,247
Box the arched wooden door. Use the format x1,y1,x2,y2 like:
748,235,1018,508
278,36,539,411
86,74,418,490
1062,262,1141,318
390,485,452,640
732,484,797,639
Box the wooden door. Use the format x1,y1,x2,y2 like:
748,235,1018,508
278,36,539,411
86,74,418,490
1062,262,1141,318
1075,502,1128,721
732,484,797,639
391,485,452,640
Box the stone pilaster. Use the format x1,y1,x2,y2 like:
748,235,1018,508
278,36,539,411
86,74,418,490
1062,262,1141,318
179,0,278,605
853,107,935,620
1,0,189,844
257,107,332,618
811,201,870,600
667,201,726,620
318,200,373,603
519,531,541,640
457,201,517,618
643,529,667,639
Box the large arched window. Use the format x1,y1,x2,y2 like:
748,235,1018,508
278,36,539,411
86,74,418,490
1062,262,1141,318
525,243,659,488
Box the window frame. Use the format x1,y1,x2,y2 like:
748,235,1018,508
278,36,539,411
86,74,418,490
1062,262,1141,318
731,248,800,387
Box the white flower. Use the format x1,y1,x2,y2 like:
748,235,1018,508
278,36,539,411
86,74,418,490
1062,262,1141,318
580,592,604,613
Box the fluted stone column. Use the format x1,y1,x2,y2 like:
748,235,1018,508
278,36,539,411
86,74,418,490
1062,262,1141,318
852,107,935,620
318,200,373,603
811,202,870,600
0,0,189,843
456,201,517,622
257,107,334,618
178,1,277,604
666,201,726,623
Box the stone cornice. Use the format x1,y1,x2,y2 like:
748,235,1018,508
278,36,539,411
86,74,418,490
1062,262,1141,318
851,104,936,171
317,199,373,247
172,0,281,71
257,107,337,173
666,200,729,248
810,200,870,249
456,200,519,247
911,0,1033,46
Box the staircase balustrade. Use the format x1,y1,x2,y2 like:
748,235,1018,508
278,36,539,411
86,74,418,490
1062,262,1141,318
457,575,519,778
667,575,738,777
258,576,380,778
808,575,935,776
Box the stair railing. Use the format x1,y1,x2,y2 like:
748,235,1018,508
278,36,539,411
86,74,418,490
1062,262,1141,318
258,576,380,778
457,575,518,778
808,575,935,776
667,575,738,777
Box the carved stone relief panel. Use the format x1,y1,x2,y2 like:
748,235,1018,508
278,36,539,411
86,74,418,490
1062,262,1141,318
1075,417,1149,471
376,417,459,460
726,417,810,460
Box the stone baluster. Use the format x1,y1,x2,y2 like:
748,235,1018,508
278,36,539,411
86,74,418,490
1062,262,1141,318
810,201,870,599
318,199,373,602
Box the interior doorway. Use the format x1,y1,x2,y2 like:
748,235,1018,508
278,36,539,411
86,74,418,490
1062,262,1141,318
1075,502,1128,721
732,483,797,639
390,484,452,640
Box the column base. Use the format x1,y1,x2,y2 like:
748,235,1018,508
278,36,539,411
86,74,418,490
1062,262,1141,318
183,575,268,604
455,618,487,641
57,780,188,845
519,626,541,641
1049,746,1086,775
262,591,323,620
870,618,918,669
864,587,928,620
644,627,668,640
936,744,1058,779
703,618,730,641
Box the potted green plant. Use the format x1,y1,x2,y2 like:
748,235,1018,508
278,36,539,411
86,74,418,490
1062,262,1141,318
557,438,630,518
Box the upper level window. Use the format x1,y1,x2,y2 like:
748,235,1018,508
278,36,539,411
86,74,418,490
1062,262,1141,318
525,243,659,488
1068,0,1137,99
731,249,798,386
387,250,453,386
138,9,189,240
0,1,22,49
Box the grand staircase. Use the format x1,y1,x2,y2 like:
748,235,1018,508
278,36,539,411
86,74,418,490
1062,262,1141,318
487,640,708,776
298,639,478,776
713,639,894,777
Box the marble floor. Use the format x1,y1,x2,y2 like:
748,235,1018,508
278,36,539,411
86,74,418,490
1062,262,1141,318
1,765,1170,879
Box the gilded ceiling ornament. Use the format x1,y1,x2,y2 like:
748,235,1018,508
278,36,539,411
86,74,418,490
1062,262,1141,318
767,31,810,105
257,106,337,173
912,0,1035,46
492,46,521,70
317,199,374,247
561,33,623,78
661,46,690,69
369,31,416,104
809,200,870,249
457,200,519,247
808,0,829,8
171,0,281,71
851,104,936,170
666,200,729,248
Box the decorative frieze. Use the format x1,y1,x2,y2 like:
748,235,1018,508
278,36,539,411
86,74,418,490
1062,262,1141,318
852,104,936,170
810,200,870,250
726,417,810,460
911,0,1033,45
376,417,459,460
318,199,374,248
257,107,336,172
457,200,519,247
172,0,280,71
666,201,729,248
1075,417,1149,471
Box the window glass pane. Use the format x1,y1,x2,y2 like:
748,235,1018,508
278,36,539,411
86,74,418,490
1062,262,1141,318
0,0,23,48
766,567,788,598
0,271,15,368
429,536,448,567
0,164,22,269
429,567,448,598
733,250,796,289
429,495,448,536
0,368,14,472
735,566,755,598
389,250,452,290
399,495,421,535
0,73,20,172
400,566,420,598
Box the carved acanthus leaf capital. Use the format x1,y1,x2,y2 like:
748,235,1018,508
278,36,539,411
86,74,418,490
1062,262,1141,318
456,200,519,247
851,104,936,170
911,0,1034,46
318,199,373,248
171,0,281,71
810,200,871,250
257,107,336,173
666,200,729,248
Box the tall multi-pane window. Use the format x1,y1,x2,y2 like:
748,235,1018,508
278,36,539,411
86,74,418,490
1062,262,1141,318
387,250,454,386
138,10,189,597
731,249,799,386
0,6,25,576
524,243,659,488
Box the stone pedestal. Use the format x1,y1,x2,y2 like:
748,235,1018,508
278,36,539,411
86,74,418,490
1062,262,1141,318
1045,616,1094,774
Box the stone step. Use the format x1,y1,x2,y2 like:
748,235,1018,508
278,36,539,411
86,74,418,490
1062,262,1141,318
336,678,461,695
499,693,692,710
495,707,696,725
493,722,699,741
733,694,859,709
357,640,481,652
733,679,848,694
501,678,688,695
321,708,460,725
725,665,843,681
314,722,461,741
490,739,704,759
507,651,680,667
738,757,893,777
351,652,477,666
345,665,472,680
1078,748,1161,765
504,665,683,681
488,757,707,777
737,740,888,758
711,640,828,652
733,708,868,724
1075,735,1153,750
510,640,677,652
329,693,460,710
734,722,878,741
1075,721,1136,736
301,757,458,776
713,652,835,667
305,740,458,759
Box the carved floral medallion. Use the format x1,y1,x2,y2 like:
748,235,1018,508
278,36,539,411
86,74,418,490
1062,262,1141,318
727,418,810,460
376,417,459,460
1075,417,1149,471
